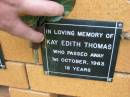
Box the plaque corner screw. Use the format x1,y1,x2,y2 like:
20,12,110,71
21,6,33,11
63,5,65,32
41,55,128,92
45,71,49,75
107,78,112,82
118,23,123,28
0,65,6,69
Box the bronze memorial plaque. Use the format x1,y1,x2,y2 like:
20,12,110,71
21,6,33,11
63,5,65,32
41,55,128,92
42,19,123,82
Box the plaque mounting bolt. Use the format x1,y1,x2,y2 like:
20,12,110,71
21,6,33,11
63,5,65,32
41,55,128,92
118,23,123,28
107,78,112,82
45,71,50,75
0,65,6,69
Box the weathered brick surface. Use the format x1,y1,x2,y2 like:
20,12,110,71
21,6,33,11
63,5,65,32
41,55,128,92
65,0,130,73
26,64,130,97
0,62,29,89
9,88,57,97
0,32,42,64
68,0,130,30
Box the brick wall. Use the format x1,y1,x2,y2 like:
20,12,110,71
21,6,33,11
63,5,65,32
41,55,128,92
0,0,130,97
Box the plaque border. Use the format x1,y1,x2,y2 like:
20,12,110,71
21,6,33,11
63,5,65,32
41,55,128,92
43,19,123,82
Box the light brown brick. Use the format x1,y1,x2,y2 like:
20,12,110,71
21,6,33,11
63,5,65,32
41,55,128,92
0,62,29,89
68,0,130,73
116,40,130,72
68,0,130,30
0,32,42,64
9,88,57,97
26,64,130,97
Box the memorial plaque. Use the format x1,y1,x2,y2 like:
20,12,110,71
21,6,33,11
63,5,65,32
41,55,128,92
0,45,5,69
42,19,123,82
